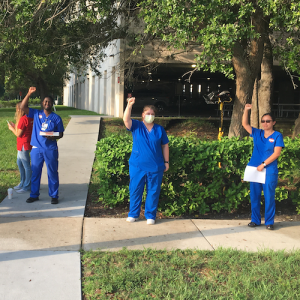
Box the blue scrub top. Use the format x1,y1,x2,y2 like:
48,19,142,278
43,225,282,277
28,108,64,150
248,127,284,174
127,119,169,172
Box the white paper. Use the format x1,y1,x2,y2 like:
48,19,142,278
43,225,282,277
243,166,266,184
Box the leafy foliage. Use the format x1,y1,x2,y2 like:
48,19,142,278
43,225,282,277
0,0,127,97
0,98,41,108
137,0,300,137
95,134,300,216
138,0,300,78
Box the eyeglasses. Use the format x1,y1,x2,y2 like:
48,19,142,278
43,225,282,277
261,120,272,123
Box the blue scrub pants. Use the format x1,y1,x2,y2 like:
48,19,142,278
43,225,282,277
30,148,59,199
128,165,164,220
250,174,278,225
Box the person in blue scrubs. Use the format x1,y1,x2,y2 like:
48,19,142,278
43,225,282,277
242,104,284,230
123,97,169,225
20,87,64,205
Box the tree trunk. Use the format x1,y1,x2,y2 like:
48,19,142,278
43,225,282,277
228,8,266,138
258,37,273,127
251,78,259,128
292,113,300,138
36,76,49,102
229,68,256,138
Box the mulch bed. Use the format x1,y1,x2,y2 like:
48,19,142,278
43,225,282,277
84,193,300,222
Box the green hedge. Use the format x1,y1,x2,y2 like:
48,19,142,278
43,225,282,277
0,98,41,108
95,135,300,216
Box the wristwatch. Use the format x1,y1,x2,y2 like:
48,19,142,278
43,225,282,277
262,161,266,167
164,161,169,164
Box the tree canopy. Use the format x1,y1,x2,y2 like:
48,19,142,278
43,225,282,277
138,0,300,137
0,0,127,99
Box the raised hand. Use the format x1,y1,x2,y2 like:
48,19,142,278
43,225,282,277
28,87,36,94
127,97,135,106
245,104,252,110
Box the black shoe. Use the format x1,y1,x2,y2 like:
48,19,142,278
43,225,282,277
51,198,58,204
248,222,260,227
266,224,274,230
26,197,39,203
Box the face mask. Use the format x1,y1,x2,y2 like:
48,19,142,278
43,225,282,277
144,115,155,124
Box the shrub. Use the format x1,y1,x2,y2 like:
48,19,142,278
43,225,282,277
95,135,300,216
0,98,41,108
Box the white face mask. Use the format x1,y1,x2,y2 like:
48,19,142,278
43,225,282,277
144,114,155,124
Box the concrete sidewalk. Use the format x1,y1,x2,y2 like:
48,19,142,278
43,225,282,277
83,218,300,252
1,114,300,300
0,115,101,300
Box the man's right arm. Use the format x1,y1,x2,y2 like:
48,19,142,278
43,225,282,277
20,87,36,115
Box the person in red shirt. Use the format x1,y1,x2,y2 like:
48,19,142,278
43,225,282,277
7,102,33,193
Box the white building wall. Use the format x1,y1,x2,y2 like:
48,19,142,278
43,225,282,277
63,39,124,117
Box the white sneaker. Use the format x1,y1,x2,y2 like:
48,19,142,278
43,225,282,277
14,185,22,190
16,189,29,194
147,219,155,225
126,217,137,223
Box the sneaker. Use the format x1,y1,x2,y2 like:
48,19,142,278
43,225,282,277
51,198,58,204
147,219,155,225
26,197,39,203
16,189,29,194
248,222,260,227
126,217,137,223
266,224,274,230
14,184,22,190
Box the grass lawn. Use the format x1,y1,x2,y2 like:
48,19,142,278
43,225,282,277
82,248,300,300
0,105,100,202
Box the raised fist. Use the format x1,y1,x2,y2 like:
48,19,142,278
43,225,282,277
127,97,135,106
28,87,36,94
245,104,252,110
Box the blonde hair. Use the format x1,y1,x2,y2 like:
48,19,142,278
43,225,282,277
15,102,25,128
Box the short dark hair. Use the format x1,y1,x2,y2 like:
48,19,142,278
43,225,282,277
43,95,54,104
261,113,276,122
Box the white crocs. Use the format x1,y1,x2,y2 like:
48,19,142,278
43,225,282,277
147,219,155,225
126,217,137,223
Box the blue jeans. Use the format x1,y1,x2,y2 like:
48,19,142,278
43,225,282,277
17,148,32,191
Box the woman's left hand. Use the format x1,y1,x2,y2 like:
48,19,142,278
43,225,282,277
164,163,169,172
257,164,264,172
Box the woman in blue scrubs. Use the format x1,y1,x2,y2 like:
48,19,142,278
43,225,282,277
123,97,169,225
242,104,284,230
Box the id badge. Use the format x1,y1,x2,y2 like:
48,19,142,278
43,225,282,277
41,122,48,131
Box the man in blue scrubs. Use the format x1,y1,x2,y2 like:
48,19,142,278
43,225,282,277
242,104,284,230
123,97,169,225
20,87,64,204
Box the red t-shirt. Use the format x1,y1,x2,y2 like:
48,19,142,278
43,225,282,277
17,115,33,151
